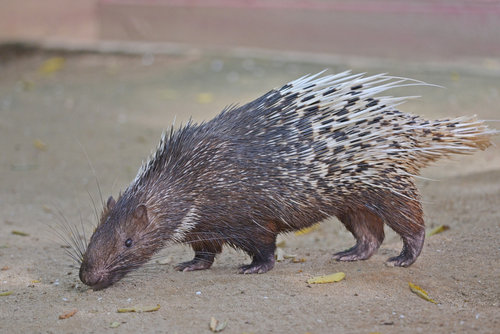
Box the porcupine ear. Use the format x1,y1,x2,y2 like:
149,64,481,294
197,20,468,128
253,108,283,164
133,204,149,228
107,196,116,211
99,196,117,226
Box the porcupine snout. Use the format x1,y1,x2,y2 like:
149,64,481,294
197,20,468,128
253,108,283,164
79,261,110,290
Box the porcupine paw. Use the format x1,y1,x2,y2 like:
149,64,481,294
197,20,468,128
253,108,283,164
239,256,275,274
385,246,419,267
332,248,367,262
174,258,213,272
385,232,424,267
385,253,417,267
332,242,378,262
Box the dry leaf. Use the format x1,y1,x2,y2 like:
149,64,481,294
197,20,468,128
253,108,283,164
21,79,35,91
39,57,65,75
0,291,13,296
409,282,437,304
209,317,227,332
156,256,172,265
196,93,214,104
276,239,286,247
11,230,29,237
427,225,450,237
209,317,217,331
307,272,345,284
295,223,320,236
33,139,47,151
450,72,460,82
159,89,177,100
11,163,38,171
59,309,77,319
117,304,160,313
275,247,285,262
283,254,298,259
292,257,306,263
110,322,120,328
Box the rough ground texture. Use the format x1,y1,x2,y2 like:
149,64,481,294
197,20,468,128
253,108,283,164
0,50,499,333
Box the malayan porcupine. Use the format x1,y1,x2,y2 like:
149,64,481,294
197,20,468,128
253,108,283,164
77,70,495,290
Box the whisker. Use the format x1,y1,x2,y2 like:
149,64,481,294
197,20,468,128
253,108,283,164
78,140,104,211
86,190,100,227
79,213,88,255
50,209,86,265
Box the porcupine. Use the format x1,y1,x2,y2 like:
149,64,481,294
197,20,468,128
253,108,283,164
78,70,495,290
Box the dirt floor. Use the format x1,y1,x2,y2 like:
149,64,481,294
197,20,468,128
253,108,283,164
0,49,499,334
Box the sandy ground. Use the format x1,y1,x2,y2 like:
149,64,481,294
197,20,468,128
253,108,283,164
0,49,499,334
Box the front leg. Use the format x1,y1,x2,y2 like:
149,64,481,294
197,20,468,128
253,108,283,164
239,237,277,274
175,251,216,272
175,241,222,272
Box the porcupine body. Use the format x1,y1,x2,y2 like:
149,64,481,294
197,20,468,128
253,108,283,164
79,71,494,290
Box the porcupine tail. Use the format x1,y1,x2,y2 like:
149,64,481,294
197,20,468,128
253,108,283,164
410,115,496,168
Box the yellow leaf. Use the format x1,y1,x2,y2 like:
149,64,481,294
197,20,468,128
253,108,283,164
409,282,437,304
0,291,13,296
292,257,306,263
21,79,35,91
307,272,345,284
33,139,47,151
159,89,178,100
197,93,214,104
276,239,286,247
12,230,29,237
39,57,65,75
450,71,460,82
283,254,298,259
117,304,160,313
427,225,450,237
295,223,320,236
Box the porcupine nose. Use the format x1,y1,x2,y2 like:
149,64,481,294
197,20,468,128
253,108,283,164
79,262,104,288
79,263,93,285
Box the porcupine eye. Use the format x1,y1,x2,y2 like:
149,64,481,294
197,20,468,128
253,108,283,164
124,238,133,248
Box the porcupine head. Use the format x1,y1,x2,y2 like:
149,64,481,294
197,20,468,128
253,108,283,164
79,127,194,291
79,194,163,290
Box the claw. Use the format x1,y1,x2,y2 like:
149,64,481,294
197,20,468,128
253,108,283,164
175,259,213,272
238,256,275,274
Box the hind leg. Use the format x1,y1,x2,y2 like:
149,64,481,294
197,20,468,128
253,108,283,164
333,208,385,261
381,192,425,267
386,229,424,267
175,240,222,272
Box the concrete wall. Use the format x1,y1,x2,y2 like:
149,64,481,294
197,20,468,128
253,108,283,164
98,0,500,61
